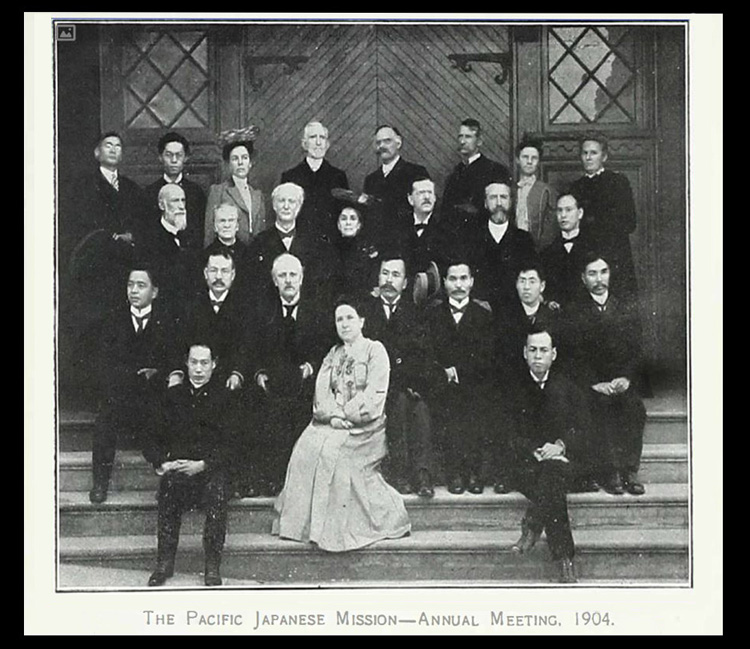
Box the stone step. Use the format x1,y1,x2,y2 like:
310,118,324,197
59,483,688,537
58,444,689,493
58,407,688,452
58,528,689,586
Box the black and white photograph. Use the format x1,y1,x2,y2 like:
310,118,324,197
25,12,721,635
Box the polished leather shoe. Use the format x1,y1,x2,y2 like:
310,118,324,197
148,565,174,587
493,481,510,494
88,485,108,504
204,569,222,587
416,470,434,498
558,557,578,584
623,472,646,496
512,519,540,554
603,472,624,495
467,475,484,494
448,476,465,494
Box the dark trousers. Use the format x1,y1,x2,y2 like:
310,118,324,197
92,380,158,488
155,469,228,569
590,389,646,477
384,390,434,483
513,460,574,560
435,385,490,481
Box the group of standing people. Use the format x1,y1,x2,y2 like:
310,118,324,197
70,116,645,587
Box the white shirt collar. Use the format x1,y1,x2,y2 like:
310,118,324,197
382,294,401,307
464,153,481,166
591,290,609,306
413,212,433,226
585,167,606,178
488,219,509,242
130,304,153,318
381,155,401,176
160,217,181,237
306,157,324,172
530,369,550,385
209,289,228,303
562,227,580,241
280,295,301,308
232,175,249,188
448,296,470,310
275,222,295,235
163,173,183,184
100,167,117,183
518,174,536,187
521,301,541,316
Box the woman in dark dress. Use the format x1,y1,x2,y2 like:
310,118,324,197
331,204,380,299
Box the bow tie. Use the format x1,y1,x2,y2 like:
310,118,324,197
279,229,296,240
450,303,467,315
518,176,535,188
414,223,428,232
562,236,578,245
210,299,223,311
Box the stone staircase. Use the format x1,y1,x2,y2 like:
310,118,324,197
57,395,690,588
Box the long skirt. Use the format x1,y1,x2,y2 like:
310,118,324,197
273,417,411,552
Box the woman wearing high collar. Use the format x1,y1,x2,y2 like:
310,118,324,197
331,204,380,299
204,130,271,248
273,297,411,552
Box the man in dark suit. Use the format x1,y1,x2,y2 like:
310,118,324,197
465,181,536,312
140,184,202,316
442,119,511,231
204,203,252,298
514,136,558,252
250,253,334,496
73,132,145,312
363,125,430,234
569,134,639,297
280,121,349,239
143,131,207,252
362,255,437,497
426,260,496,494
507,327,591,583
145,342,237,587
89,266,174,503
568,253,647,496
540,193,595,310
247,182,341,305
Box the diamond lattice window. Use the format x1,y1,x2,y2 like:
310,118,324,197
548,26,636,125
122,30,209,129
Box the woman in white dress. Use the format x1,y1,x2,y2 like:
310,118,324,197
273,298,411,552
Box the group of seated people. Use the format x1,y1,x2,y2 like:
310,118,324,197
72,118,645,587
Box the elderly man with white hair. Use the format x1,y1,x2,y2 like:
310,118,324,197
248,182,342,304
280,121,350,238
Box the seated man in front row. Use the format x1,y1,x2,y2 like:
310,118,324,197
507,326,591,584
362,254,437,497
568,253,647,496
426,260,496,495
144,342,237,588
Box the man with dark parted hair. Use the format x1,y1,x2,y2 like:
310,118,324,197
540,192,595,309
280,121,350,238
507,326,591,583
144,131,207,252
568,133,639,297
145,341,237,587
89,265,175,503
361,253,437,497
363,125,430,231
514,135,558,251
442,118,511,230
568,252,646,496
425,258,497,495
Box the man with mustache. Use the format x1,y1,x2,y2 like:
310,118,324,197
567,253,647,496
363,125,430,235
141,183,202,317
425,260,496,495
442,119,511,231
280,121,350,239
362,254,437,497
465,181,536,313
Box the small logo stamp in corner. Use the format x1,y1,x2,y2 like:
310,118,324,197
56,24,76,42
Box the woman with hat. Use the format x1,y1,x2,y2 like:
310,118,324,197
204,125,271,248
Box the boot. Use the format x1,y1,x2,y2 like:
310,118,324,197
512,517,541,554
89,462,113,504
558,557,578,584
148,560,174,587
204,555,222,587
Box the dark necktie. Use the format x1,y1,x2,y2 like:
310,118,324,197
383,301,396,320
527,313,537,325
133,314,149,333
283,304,296,320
